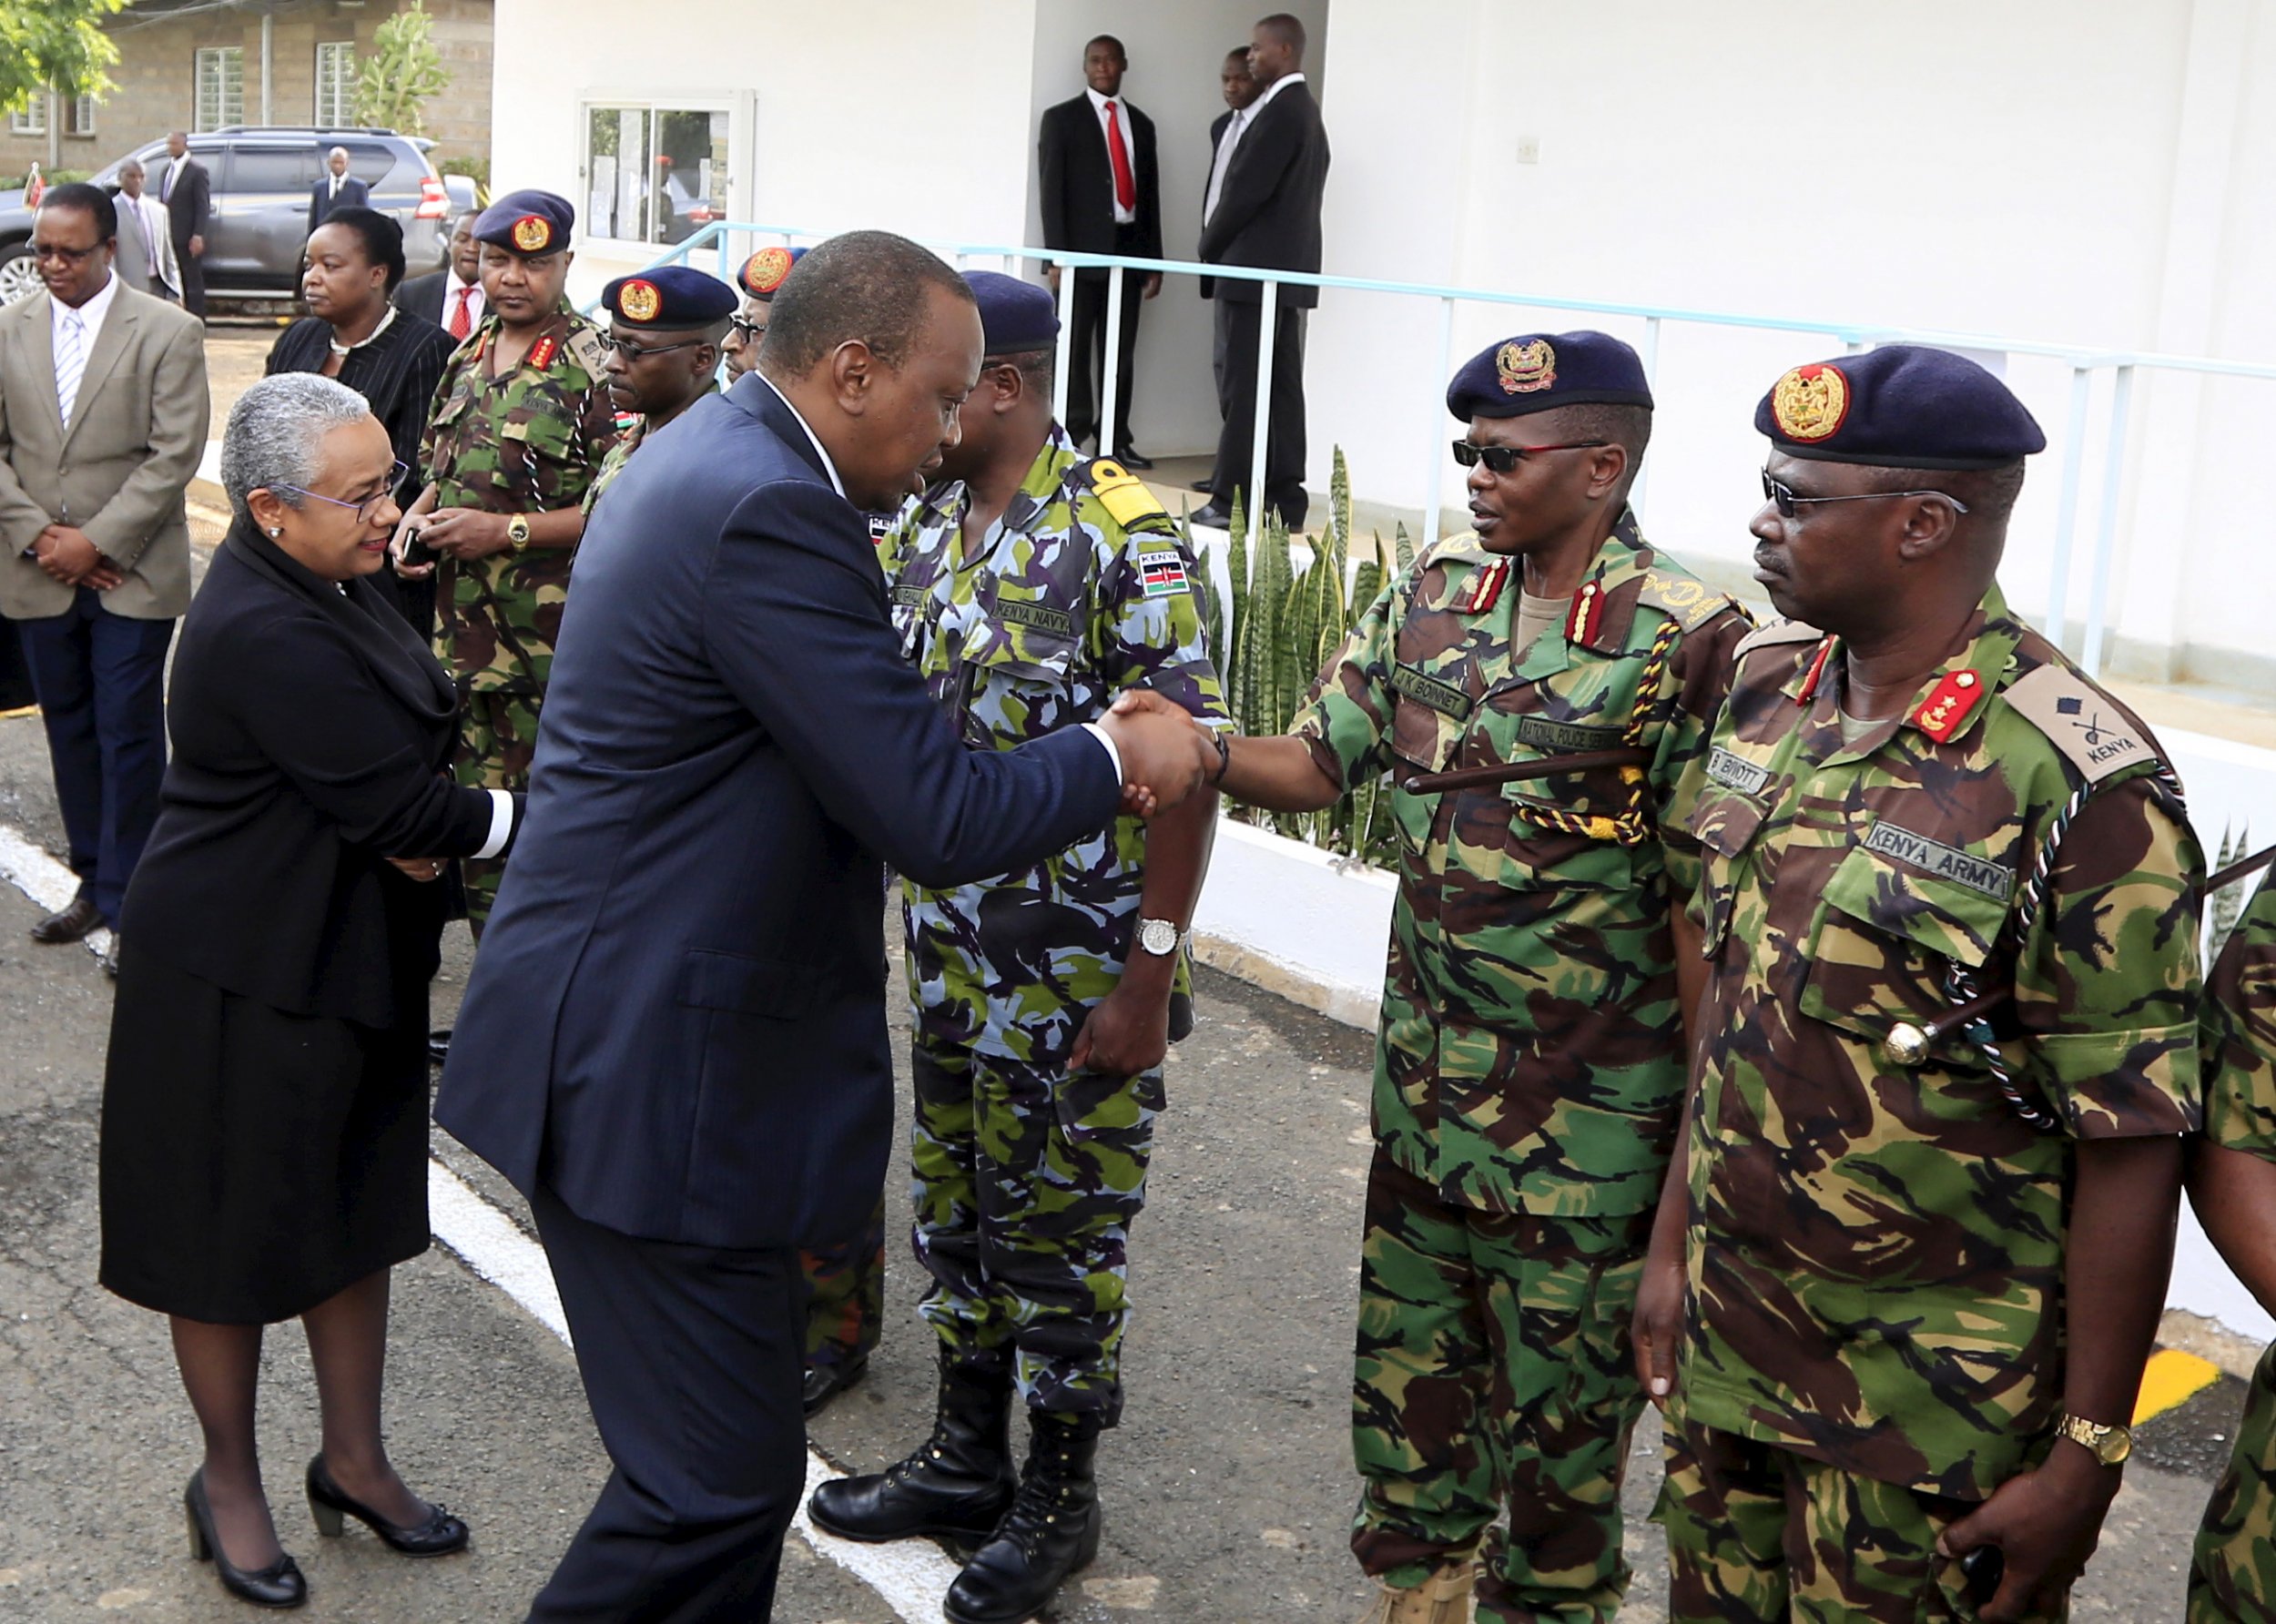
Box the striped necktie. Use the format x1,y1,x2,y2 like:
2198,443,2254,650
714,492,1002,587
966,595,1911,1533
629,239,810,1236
55,309,86,428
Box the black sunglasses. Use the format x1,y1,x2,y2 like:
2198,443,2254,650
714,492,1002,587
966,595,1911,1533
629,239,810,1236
1452,438,1609,473
726,313,766,343
1760,469,1970,518
600,334,707,360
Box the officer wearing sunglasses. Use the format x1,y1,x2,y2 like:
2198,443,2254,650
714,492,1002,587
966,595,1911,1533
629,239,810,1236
582,267,737,517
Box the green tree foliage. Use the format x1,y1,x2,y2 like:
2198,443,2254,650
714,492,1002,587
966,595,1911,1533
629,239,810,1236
0,0,125,121
352,0,452,135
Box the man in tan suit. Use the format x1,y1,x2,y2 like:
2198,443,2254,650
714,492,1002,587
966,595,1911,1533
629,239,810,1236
0,184,208,969
111,159,182,302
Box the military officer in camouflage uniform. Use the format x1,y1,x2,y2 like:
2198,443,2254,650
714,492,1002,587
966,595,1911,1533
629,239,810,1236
808,273,1224,1624
1635,346,2204,1623
718,243,804,383
1167,331,1750,1624
2189,862,2276,1619
583,266,735,515
391,188,615,933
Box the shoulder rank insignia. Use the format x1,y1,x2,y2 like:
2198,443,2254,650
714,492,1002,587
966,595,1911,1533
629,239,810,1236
1638,569,1732,632
1564,576,1605,645
2001,664,2155,782
1457,558,1509,615
564,328,605,376
1497,339,1556,394
1087,459,1167,531
1732,618,1825,658
526,334,560,371
1911,668,1986,742
1770,362,1851,442
1795,634,1836,704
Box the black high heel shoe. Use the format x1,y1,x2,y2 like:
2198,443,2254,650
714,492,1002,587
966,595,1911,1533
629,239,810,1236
184,1471,307,1609
305,1456,470,1557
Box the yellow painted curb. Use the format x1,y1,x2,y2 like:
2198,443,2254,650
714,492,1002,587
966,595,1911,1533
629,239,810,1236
2134,1346,2223,1426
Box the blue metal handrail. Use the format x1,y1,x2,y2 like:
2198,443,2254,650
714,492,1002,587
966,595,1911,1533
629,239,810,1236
598,219,2276,676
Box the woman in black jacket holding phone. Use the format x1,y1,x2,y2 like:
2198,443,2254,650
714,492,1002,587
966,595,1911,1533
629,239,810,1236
98,373,521,1609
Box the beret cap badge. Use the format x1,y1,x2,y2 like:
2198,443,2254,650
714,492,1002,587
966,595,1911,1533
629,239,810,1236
742,247,796,297
1771,363,1851,442
617,279,661,322
1497,339,1557,395
511,214,551,253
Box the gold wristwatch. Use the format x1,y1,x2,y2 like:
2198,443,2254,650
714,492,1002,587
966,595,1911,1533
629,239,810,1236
506,513,533,552
2056,1414,2132,1466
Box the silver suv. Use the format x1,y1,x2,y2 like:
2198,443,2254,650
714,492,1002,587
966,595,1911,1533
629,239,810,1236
0,126,452,306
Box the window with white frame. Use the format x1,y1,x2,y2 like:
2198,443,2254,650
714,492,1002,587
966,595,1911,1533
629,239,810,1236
195,47,243,131
9,96,46,137
315,41,355,127
581,103,731,246
66,93,97,138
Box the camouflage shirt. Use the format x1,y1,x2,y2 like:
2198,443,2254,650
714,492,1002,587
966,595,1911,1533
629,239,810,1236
1291,515,1751,1217
2205,870,2276,1155
582,381,720,517
1669,582,2203,1499
422,305,615,693
884,428,1228,1066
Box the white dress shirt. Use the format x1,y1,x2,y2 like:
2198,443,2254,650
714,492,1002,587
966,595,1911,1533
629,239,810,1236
1204,107,1248,227
1083,86,1139,226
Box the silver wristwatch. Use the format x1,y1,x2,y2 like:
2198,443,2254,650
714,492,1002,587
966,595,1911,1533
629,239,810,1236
1135,918,1184,957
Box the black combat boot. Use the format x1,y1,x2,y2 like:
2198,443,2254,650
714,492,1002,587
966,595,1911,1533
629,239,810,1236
807,1350,1016,1548
941,1410,1103,1624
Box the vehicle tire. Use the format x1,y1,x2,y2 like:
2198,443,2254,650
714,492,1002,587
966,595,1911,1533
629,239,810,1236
0,242,39,307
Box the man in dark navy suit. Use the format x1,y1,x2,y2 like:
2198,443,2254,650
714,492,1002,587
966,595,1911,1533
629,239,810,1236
433,229,1212,1622
306,146,371,236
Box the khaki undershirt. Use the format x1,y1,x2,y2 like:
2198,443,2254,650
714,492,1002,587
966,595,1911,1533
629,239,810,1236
1515,590,1566,652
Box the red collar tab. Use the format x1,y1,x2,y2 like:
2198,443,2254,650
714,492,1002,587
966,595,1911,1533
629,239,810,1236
1912,668,1986,742
527,334,560,371
1458,559,1510,615
1564,576,1604,644
1795,634,1836,704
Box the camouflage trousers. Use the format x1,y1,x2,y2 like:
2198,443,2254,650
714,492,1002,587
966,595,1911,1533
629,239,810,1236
1657,1417,2064,1622
909,1032,1159,1426
1351,1150,1653,1624
2190,1337,2276,1621
799,1196,887,1374
448,688,542,934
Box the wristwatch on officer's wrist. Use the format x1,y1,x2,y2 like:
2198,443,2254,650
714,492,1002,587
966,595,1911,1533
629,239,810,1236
1135,918,1184,957
2056,1413,2132,1466
506,513,533,552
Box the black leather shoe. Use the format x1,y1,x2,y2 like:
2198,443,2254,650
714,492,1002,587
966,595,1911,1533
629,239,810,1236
942,1411,1103,1624
1187,476,1215,493
306,1455,469,1557
1189,502,1235,529
807,1350,1015,1548
99,935,120,979
1113,448,1154,471
427,1029,452,1066
803,1353,869,1418
31,894,101,944
185,1471,307,1609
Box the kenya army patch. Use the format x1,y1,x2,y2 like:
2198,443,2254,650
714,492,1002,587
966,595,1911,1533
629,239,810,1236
1864,820,2017,900
1514,716,1624,752
1389,663,1473,720
1137,548,1191,598
1705,746,1771,795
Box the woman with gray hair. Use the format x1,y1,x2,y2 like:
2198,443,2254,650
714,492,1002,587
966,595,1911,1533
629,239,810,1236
98,373,518,1609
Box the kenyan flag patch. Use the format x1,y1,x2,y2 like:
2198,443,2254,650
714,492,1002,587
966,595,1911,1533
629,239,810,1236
1138,549,1190,598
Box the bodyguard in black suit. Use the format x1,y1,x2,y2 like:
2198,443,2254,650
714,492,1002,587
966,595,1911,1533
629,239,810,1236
157,132,210,318
306,147,372,235
433,231,1209,1621
1195,15,1330,531
1038,35,1162,465
1196,46,1263,490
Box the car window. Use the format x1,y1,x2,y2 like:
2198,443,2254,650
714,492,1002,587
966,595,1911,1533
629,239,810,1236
227,146,323,193
343,141,413,192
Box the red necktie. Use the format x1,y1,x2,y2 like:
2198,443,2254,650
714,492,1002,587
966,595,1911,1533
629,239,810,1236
1104,100,1135,212
450,286,472,341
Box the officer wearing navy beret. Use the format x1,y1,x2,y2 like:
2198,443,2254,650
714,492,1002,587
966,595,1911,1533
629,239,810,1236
721,244,808,382
391,185,614,943
1120,330,1752,1624
584,268,738,515
1639,344,2200,1621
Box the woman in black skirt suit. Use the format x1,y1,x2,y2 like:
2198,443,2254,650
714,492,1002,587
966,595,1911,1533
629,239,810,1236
100,373,521,1609
268,206,457,634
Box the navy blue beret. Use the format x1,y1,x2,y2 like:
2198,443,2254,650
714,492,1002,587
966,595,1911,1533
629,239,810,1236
964,270,1059,354
1446,330,1653,421
736,244,806,301
1757,345,2047,470
602,267,737,329
473,189,574,256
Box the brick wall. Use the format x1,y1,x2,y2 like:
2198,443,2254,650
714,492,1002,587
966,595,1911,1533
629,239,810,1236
0,0,493,185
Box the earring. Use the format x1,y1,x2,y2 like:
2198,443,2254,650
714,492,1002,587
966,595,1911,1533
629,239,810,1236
268,527,281,537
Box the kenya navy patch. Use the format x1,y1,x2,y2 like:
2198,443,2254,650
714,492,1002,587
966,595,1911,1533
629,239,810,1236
996,601,1077,638
1864,821,2016,900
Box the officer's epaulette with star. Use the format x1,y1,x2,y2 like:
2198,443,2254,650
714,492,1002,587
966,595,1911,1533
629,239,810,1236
1084,457,1172,533
1637,568,1747,633
1732,618,1824,658
1999,658,2160,784
564,326,607,377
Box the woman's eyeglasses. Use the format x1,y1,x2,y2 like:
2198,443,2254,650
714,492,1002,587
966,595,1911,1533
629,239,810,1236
1760,469,1969,518
273,462,411,524
1451,439,1609,473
